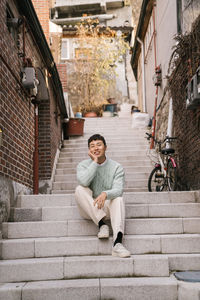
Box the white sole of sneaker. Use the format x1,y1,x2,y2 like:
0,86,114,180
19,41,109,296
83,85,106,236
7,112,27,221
98,234,109,239
112,251,131,258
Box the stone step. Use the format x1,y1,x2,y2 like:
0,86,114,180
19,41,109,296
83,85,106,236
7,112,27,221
83,129,143,132
51,187,149,194
1,234,200,259
54,172,149,181
0,277,177,300
64,137,148,145
178,280,200,300
63,141,148,148
0,255,171,283
52,179,148,190
58,155,149,163
82,136,147,141
10,203,200,222
59,150,148,158
63,142,149,149
16,191,199,208
55,166,153,174
62,145,149,152
3,217,200,238
56,160,152,169
1,253,200,283
84,129,147,134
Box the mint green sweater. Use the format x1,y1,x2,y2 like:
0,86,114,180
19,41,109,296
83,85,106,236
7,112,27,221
77,158,125,200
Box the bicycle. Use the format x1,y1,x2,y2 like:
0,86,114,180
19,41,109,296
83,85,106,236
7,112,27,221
145,133,178,192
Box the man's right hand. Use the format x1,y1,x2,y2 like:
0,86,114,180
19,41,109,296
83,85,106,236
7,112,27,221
88,150,98,163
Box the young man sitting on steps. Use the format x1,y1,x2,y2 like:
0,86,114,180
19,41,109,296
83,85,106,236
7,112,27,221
75,134,130,258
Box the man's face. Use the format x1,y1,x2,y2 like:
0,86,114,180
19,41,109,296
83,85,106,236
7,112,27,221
89,139,107,158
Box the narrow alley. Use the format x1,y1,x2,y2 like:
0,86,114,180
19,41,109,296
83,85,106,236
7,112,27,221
1,0,200,299
53,117,150,194
1,117,200,299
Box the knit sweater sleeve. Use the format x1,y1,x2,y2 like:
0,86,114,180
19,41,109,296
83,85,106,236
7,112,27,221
77,160,98,187
103,164,125,200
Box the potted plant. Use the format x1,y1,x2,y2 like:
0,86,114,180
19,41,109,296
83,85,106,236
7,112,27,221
80,101,104,117
66,117,85,136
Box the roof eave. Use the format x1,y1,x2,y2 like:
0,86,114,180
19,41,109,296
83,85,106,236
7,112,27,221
131,0,154,80
17,0,67,117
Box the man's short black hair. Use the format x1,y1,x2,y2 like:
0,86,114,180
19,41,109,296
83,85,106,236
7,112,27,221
88,134,106,147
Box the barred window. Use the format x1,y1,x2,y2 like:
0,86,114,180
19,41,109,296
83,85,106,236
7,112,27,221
61,39,69,60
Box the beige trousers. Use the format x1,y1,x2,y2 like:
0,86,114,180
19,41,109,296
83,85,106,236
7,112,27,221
75,185,125,240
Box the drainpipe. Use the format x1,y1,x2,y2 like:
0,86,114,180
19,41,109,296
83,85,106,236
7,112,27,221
150,2,158,149
33,104,39,194
137,37,146,113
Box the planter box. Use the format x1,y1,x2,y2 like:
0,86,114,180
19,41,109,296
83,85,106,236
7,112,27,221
65,118,85,137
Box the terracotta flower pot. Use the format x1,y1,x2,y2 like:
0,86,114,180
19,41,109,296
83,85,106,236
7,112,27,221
65,118,85,136
84,112,97,118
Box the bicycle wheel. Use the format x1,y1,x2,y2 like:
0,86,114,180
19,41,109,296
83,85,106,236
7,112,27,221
148,167,167,192
167,159,177,191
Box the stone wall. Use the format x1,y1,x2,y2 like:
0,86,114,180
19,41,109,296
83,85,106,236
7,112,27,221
168,15,200,190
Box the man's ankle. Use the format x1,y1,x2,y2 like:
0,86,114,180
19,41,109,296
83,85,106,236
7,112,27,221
114,231,123,246
98,219,105,229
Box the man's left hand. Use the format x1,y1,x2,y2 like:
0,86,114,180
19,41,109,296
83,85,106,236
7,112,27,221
94,192,107,209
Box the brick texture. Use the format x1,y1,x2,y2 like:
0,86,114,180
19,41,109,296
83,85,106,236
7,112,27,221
157,16,200,191
0,0,63,189
57,64,68,92
32,0,50,43
0,0,35,188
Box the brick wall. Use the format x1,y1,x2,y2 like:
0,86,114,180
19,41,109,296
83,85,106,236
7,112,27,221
0,0,35,189
163,16,200,190
156,82,200,191
0,0,63,191
57,64,68,92
32,0,50,43
38,89,62,181
173,100,200,190
49,87,62,170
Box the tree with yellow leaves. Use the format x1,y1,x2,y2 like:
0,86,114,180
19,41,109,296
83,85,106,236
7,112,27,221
66,19,129,116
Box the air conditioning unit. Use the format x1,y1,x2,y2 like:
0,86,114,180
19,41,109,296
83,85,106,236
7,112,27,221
186,66,200,110
22,67,36,89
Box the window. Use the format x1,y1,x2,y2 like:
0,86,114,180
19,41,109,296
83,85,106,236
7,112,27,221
75,48,92,59
61,39,69,60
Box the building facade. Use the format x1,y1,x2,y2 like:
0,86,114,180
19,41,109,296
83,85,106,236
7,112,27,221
49,0,137,112
131,0,200,190
0,0,67,225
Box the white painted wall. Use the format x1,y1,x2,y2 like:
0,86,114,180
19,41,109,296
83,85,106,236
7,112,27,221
156,0,178,88
142,0,178,117
107,6,133,27
107,5,135,101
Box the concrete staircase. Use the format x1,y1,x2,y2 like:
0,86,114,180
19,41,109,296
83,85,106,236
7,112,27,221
1,117,200,299
52,117,151,194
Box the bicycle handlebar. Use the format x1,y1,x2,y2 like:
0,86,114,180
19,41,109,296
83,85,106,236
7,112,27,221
145,133,177,144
